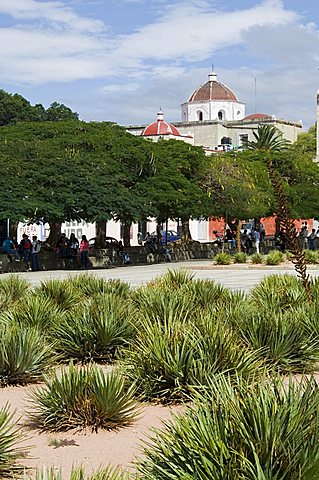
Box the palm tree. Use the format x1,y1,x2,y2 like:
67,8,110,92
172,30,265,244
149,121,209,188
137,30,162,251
245,125,310,301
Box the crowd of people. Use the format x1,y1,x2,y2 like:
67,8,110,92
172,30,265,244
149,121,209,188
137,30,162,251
1,232,91,270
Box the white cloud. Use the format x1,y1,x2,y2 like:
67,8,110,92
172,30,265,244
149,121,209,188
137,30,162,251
0,0,104,32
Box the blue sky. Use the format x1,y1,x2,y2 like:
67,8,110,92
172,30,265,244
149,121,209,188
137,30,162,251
0,0,318,129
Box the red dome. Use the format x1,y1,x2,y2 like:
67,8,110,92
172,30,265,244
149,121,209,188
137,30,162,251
189,72,238,103
243,113,271,121
141,111,181,137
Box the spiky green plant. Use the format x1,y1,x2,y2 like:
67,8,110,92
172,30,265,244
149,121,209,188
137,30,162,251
181,278,238,311
214,252,232,265
233,252,248,263
0,404,27,477
3,296,64,334
54,294,134,362
138,375,319,479
28,363,139,431
146,269,194,291
303,249,319,264
25,465,131,480
0,322,56,386
265,250,284,265
0,276,31,311
234,306,319,372
250,252,264,264
68,274,131,299
36,280,83,312
123,313,262,402
250,274,306,311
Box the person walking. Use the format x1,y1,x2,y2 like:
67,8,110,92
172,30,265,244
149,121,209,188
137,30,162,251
31,235,42,271
309,229,317,251
252,228,261,254
79,234,90,269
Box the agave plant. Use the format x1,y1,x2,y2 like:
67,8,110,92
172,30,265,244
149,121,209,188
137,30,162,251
250,274,307,311
214,252,232,265
68,274,131,299
265,250,285,265
0,322,56,386
0,403,27,477
146,269,195,291
25,465,131,480
28,363,139,432
138,375,319,479
234,306,319,372
54,293,134,362
233,252,248,264
0,275,31,311
250,252,264,264
3,295,65,334
36,279,84,312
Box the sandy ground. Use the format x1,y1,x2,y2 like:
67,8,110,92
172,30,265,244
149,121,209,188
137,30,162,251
0,383,180,477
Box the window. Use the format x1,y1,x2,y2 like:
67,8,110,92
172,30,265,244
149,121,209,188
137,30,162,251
240,134,248,145
218,111,223,120
198,111,203,121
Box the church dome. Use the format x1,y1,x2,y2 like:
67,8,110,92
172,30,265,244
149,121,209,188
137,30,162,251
189,72,238,102
243,113,271,121
141,111,181,136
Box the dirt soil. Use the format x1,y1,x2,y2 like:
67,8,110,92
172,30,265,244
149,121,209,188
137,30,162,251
0,383,180,477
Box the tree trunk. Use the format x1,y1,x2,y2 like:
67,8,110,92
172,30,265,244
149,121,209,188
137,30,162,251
95,220,106,248
237,219,242,253
47,221,62,246
123,222,131,248
9,222,18,239
181,216,192,243
156,220,162,245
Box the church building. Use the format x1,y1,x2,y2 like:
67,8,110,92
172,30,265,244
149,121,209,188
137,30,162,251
127,70,302,152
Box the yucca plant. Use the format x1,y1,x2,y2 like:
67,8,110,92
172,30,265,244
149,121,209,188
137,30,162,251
250,252,264,264
234,307,319,372
250,274,306,311
181,279,239,312
132,287,196,327
54,294,134,363
36,279,84,312
233,252,247,263
0,275,31,311
214,252,232,265
25,465,131,480
303,249,319,264
123,313,262,402
0,403,27,477
68,274,131,299
265,250,284,265
146,269,194,291
0,322,56,386
28,363,139,431
4,295,64,334
138,375,319,479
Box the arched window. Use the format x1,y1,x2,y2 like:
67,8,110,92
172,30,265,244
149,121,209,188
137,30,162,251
198,111,203,121
218,110,223,120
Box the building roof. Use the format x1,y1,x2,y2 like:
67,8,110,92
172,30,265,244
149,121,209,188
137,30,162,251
189,72,238,103
141,111,181,137
243,113,272,121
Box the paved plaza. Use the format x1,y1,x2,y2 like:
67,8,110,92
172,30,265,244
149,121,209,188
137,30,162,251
2,259,319,291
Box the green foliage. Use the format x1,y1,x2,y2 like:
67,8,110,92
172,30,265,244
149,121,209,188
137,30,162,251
36,279,83,311
68,275,131,299
123,308,262,402
214,252,232,265
250,252,264,264
0,275,30,310
265,250,284,265
0,322,56,386
26,465,130,480
233,252,247,263
250,274,306,311
243,124,291,152
233,306,319,372
0,404,26,477
303,249,319,264
29,363,139,432
138,375,319,479
54,294,134,362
